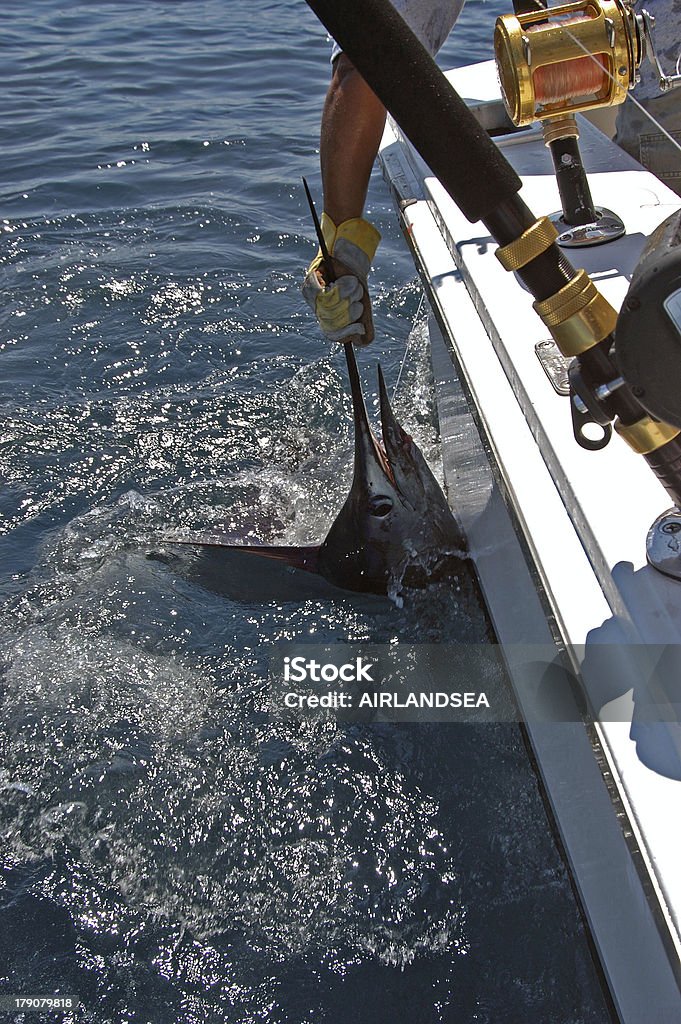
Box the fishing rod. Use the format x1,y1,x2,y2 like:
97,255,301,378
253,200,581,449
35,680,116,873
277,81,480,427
303,0,681,507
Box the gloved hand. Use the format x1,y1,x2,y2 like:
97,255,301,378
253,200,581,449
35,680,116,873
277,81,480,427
302,213,381,344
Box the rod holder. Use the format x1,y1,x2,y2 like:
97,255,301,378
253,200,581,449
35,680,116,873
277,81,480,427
542,115,626,246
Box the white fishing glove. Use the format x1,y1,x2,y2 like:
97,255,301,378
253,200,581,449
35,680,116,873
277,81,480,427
302,213,381,344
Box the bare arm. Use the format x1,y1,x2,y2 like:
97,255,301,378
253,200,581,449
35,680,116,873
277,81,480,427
320,54,387,224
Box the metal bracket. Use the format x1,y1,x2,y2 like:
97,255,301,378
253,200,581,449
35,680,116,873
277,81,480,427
570,395,612,450
550,207,626,248
647,507,681,580
535,339,571,395
568,362,613,450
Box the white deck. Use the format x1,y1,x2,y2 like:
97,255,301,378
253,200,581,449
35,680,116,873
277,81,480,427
380,60,681,1023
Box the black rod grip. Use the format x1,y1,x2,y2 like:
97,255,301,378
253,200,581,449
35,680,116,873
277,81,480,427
645,436,681,508
305,0,522,224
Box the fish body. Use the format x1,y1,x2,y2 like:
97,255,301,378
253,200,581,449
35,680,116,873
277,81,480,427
160,345,465,597
316,346,464,592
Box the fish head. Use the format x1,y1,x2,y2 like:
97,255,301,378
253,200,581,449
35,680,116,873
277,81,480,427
318,347,465,593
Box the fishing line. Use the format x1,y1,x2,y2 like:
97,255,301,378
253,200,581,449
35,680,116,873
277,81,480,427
524,0,681,160
393,291,426,401
619,88,681,157
529,16,610,102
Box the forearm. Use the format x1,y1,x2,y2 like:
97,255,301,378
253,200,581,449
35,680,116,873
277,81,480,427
320,55,387,224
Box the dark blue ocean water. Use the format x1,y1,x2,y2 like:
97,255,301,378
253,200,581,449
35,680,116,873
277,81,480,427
0,3,612,1022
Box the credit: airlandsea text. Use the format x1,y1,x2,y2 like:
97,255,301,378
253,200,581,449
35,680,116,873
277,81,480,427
281,656,490,711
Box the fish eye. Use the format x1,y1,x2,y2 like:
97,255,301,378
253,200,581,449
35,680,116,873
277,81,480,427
369,495,393,518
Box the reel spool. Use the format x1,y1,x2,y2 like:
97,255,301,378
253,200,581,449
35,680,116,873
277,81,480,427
494,0,643,127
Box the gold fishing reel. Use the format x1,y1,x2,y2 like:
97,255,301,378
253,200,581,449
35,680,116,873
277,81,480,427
494,0,644,126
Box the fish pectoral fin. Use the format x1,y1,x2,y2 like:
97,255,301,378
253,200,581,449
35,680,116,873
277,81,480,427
162,535,321,575
225,543,321,574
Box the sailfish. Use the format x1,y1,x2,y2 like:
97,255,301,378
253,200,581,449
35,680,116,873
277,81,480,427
153,182,467,597
156,341,466,597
